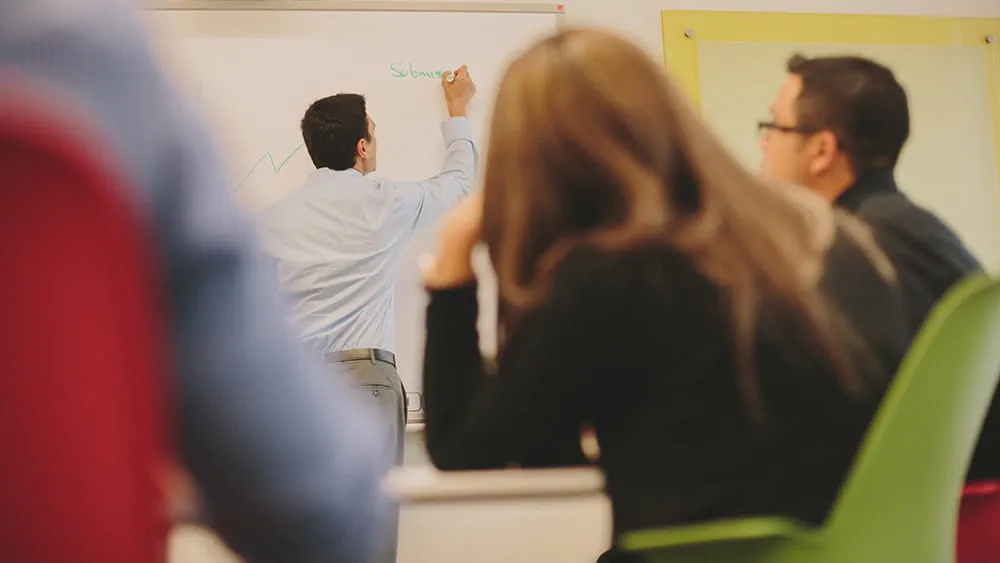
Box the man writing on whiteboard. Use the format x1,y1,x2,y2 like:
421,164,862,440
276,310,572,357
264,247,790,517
257,66,477,562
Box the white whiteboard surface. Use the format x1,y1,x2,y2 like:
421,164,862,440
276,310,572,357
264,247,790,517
147,4,562,415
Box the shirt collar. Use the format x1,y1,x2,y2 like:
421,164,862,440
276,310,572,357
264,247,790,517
323,167,362,177
309,167,363,185
834,168,899,212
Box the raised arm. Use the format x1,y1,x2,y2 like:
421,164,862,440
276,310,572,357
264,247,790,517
417,196,606,468
394,65,479,232
422,280,599,470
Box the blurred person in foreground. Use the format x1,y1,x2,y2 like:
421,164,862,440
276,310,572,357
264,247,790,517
418,28,910,559
0,0,385,561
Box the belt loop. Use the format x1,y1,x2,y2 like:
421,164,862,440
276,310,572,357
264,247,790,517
369,349,376,364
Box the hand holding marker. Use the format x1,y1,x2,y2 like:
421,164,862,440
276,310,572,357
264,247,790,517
442,65,476,118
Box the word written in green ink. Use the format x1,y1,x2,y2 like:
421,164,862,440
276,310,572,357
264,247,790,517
390,62,447,79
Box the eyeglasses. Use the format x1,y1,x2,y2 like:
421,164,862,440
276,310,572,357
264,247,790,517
757,120,818,136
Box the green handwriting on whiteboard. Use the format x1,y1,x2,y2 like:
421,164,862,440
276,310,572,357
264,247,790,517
235,144,305,192
194,80,305,192
390,62,446,79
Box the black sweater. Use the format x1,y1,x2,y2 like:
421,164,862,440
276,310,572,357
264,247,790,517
423,232,909,534
836,169,999,481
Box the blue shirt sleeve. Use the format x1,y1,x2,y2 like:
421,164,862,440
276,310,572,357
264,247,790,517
389,116,478,233
0,1,385,561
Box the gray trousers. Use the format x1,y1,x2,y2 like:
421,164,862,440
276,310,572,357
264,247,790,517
335,356,406,563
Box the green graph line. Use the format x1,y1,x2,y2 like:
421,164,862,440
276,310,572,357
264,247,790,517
194,81,305,192
234,144,306,192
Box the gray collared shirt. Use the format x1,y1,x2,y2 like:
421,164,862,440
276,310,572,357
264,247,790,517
256,118,476,355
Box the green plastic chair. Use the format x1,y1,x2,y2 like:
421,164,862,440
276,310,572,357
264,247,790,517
621,274,1000,563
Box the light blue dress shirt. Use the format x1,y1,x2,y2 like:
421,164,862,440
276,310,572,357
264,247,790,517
0,1,384,561
257,118,476,355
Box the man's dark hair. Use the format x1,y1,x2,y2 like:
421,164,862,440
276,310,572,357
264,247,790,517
301,93,370,171
787,54,910,178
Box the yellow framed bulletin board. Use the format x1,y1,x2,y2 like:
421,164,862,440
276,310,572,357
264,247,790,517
660,11,1000,269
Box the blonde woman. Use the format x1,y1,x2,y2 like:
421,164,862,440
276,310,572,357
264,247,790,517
419,28,909,548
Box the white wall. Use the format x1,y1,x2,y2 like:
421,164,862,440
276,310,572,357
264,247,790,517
379,0,1000,60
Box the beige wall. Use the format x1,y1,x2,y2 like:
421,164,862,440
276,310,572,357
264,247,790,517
361,0,1000,59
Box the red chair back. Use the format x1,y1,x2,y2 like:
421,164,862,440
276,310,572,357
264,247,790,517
958,481,1000,563
0,76,170,562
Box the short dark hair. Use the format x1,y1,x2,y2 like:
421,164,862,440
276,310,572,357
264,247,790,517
301,93,370,171
787,54,910,177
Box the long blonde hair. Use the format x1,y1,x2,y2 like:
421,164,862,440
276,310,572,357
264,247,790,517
481,28,891,417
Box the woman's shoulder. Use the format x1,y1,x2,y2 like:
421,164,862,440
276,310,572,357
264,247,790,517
554,240,694,277
820,223,910,379
822,222,900,301
547,242,717,306
820,222,908,334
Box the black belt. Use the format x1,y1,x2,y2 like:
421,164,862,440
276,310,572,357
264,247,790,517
326,348,395,367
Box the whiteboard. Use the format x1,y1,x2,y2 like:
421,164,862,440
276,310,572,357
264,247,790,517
147,2,563,418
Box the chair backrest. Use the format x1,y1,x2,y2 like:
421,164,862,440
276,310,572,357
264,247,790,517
957,482,1000,563
0,73,171,562
823,275,1000,556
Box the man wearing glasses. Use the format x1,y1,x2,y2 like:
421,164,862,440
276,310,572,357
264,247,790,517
758,53,997,481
